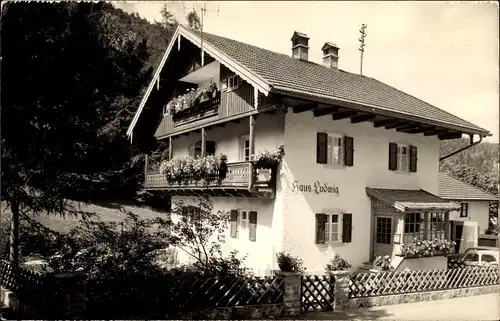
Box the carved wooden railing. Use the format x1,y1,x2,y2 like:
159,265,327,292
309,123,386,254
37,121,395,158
172,91,221,126
144,161,276,190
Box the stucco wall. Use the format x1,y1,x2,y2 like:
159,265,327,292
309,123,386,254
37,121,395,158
449,201,490,234
171,196,282,276
280,111,441,274
171,112,285,162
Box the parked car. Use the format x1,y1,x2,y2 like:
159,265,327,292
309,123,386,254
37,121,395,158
459,247,499,267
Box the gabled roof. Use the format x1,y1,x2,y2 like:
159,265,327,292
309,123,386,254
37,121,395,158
366,187,460,213
127,25,490,138
438,173,498,202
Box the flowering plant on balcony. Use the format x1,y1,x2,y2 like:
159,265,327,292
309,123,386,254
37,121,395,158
251,145,285,169
165,79,219,115
400,238,456,258
159,153,228,184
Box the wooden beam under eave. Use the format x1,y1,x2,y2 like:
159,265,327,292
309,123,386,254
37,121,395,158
395,123,421,132
438,132,463,140
374,119,399,128
293,103,317,114
424,128,448,136
332,111,358,121
313,107,340,117
351,114,375,124
403,126,432,134
385,122,409,130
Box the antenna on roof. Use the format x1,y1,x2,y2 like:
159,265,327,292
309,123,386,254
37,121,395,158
184,2,219,66
358,23,368,76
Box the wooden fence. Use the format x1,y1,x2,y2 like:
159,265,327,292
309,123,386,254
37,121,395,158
447,255,463,269
0,260,46,304
301,275,335,312
349,266,499,298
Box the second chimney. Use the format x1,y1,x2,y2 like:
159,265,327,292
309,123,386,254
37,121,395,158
322,42,340,69
291,31,309,61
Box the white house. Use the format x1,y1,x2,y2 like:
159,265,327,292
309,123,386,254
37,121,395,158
438,172,498,252
127,25,491,275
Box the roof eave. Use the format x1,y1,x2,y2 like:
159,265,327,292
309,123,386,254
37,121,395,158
271,87,490,137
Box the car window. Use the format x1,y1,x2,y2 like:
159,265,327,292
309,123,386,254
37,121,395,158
463,253,479,261
481,254,497,262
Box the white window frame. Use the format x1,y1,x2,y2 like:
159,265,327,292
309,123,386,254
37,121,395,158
324,213,343,243
239,134,250,161
189,140,202,158
326,133,344,166
225,75,240,92
396,144,409,172
236,210,250,239
460,203,468,218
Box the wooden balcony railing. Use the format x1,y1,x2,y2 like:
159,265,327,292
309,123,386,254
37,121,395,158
172,91,221,126
144,161,277,194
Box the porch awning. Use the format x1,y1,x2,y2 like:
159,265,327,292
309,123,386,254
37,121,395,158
366,187,461,213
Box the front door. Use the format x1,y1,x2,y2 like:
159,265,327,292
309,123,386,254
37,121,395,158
374,216,393,257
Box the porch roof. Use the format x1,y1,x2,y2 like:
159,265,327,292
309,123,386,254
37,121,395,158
366,187,461,213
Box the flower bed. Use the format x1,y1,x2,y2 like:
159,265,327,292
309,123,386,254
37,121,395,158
400,238,455,258
159,154,228,185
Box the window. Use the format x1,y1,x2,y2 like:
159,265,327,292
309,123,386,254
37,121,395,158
189,140,216,158
481,254,497,263
397,145,409,171
376,217,392,244
315,213,352,244
240,134,250,161
428,212,446,239
229,210,257,242
224,75,240,91
403,213,424,242
463,253,479,262
316,133,354,167
389,143,417,172
460,203,468,218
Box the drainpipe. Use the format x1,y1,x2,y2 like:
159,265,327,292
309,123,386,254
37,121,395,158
439,134,483,162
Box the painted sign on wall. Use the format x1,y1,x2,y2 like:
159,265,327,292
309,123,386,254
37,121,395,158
291,180,339,196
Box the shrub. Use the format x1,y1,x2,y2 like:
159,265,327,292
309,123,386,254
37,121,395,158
325,254,351,272
373,255,393,271
276,252,305,273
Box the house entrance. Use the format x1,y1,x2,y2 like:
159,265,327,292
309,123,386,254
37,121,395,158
373,216,393,257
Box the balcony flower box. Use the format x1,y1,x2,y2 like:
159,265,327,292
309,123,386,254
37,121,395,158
159,154,228,186
165,79,219,116
399,238,456,259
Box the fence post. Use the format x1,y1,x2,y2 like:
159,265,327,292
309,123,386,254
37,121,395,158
330,271,350,311
48,272,87,320
274,271,301,316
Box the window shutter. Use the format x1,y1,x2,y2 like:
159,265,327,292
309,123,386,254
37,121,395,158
249,211,257,242
206,141,216,156
316,133,328,164
388,143,398,170
315,213,327,244
342,213,352,243
344,136,354,167
409,145,418,173
230,210,238,238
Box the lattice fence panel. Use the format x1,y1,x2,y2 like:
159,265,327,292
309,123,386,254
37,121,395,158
301,275,335,312
349,266,499,298
447,256,464,269
0,260,47,304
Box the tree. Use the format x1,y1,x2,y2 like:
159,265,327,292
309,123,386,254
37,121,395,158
186,10,201,30
1,2,154,265
160,3,178,32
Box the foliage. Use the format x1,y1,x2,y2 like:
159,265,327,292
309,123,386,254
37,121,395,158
373,255,393,271
186,10,201,30
252,145,285,169
159,3,178,32
276,252,306,273
325,254,351,272
400,238,455,258
159,154,228,183
165,79,218,114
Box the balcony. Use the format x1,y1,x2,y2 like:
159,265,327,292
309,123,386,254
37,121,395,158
145,161,277,198
172,91,221,127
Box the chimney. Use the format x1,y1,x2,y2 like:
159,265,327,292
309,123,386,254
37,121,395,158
291,31,309,61
322,42,340,69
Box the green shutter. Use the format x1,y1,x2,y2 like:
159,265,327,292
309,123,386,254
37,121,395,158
249,211,257,242
409,145,418,172
316,133,328,164
315,213,327,244
342,213,352,243
344,136,354,167
388,143,398,170
230,210,238,238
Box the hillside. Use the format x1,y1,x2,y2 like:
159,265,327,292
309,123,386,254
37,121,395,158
440,138,499,175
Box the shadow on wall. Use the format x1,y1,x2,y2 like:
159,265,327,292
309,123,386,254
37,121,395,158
302,307,393,320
